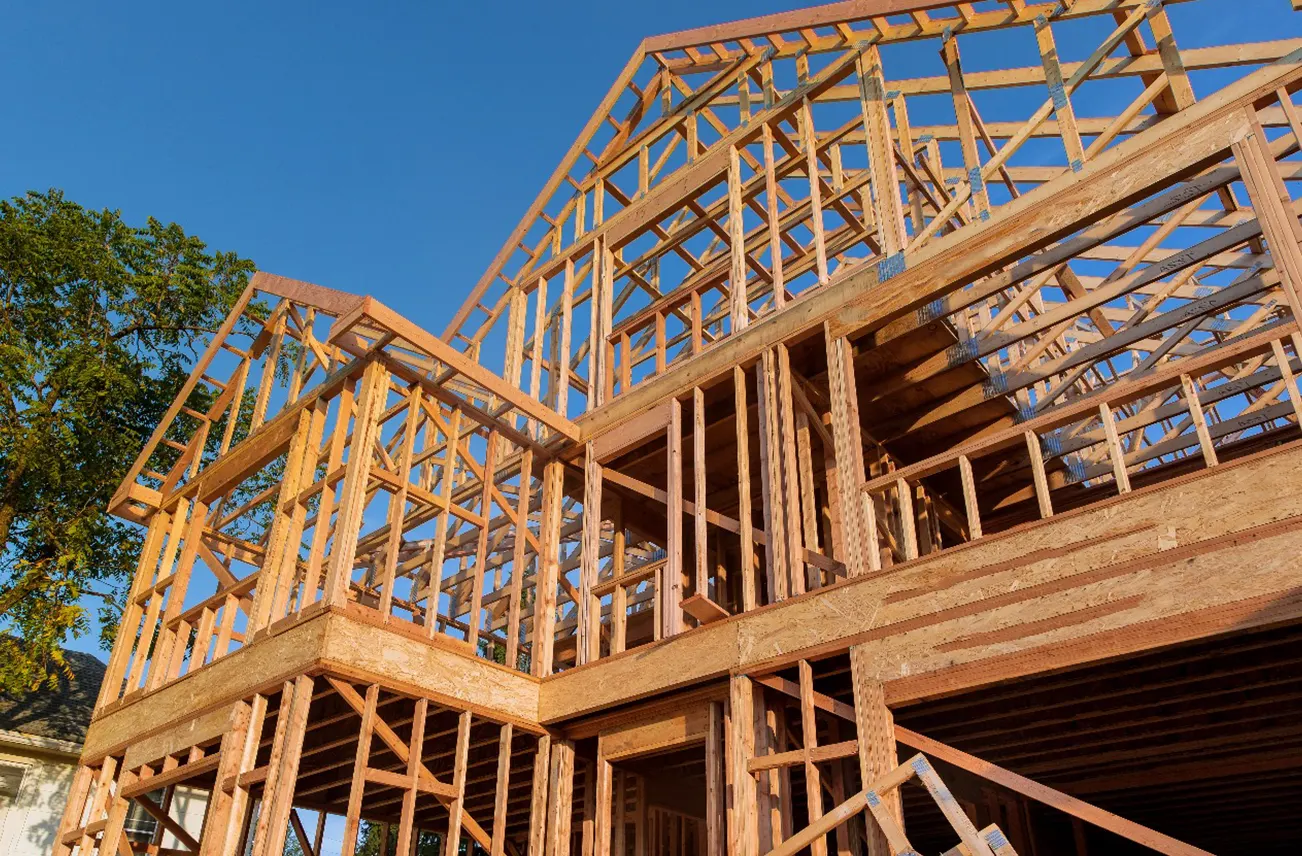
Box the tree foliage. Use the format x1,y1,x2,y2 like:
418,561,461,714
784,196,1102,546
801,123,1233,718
279,820,445,856
0,189,254,693
353,822,446,856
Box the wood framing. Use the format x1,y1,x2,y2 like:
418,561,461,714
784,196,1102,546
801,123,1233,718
66,3,1302,855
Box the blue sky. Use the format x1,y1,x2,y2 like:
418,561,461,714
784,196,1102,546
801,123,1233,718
1,0,817,340
1,0,1293,656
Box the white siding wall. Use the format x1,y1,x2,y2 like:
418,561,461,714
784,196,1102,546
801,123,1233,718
0,737,208,856
0,748,75,856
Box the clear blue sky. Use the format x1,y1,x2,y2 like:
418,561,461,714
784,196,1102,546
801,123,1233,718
1,0,1291,656
1,0,824,340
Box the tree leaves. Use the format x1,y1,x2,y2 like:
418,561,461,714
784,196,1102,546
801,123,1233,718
0,189,254,695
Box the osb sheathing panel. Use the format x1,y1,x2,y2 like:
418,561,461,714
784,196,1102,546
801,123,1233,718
318,606,540,728
82,613,328,763
122,704,232,771
600,702,710,761
538,443,1302,722
82,608,542,763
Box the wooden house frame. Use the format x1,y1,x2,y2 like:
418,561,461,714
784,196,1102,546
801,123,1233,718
54,1,1302,853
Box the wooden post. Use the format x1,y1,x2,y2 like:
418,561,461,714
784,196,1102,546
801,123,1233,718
52,765,94,856
507,447,535,666
665,398,684,636
78,759,119,856
728,676,759,856
468,429,500,652
445,711,474,856
280,398,330,618
762,123,786,306
798,661,827,856
756,349,791,602
325,361,389,606
729,145,750,331
895,478,918,562
958,454,982,540
546,741,577,856
943,32,991,219
1234,117,1302,321
398,699,429,856
824,327,874,575
802,97,830,284
581,441,604,664
1271,339,1302,427
776,346,805,595
734,366,757,611
856,44,908,255
558,259,576,418
794,411,821,589
210,694,269,856
1180,374,1219,468
379,389,423,619
341,685,379,856
1025,431,1054,518
611,771,627,856
492,723,515,856
582,760,597,856
534,460,566,676
694,387,709,600
850,645,901,856
96,767,140,856
424,405,459,634
589,239,610,409
1098,403,1132,494
1035,15,1086,172
706,701,726,856
149,499,208,686
612,500,628,654
250,676,314,856
308,381,357,612
529,734,554,856
595,740,615,856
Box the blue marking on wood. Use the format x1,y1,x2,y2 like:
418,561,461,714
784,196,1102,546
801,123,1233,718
1043,432,1063,456
1048,81,1068,112
947,337,979,367
918,298,947,324
877,252,906,282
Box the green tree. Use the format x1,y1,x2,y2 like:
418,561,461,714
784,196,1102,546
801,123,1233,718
0,189,255,693
283,829,306,856
355,823,445,856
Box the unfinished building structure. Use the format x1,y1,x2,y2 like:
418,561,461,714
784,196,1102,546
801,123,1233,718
53,1,1302,854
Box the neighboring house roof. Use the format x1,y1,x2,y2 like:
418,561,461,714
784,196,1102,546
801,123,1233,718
0,648,106,745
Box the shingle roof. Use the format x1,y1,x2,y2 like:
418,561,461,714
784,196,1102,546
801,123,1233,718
0,647,106,744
